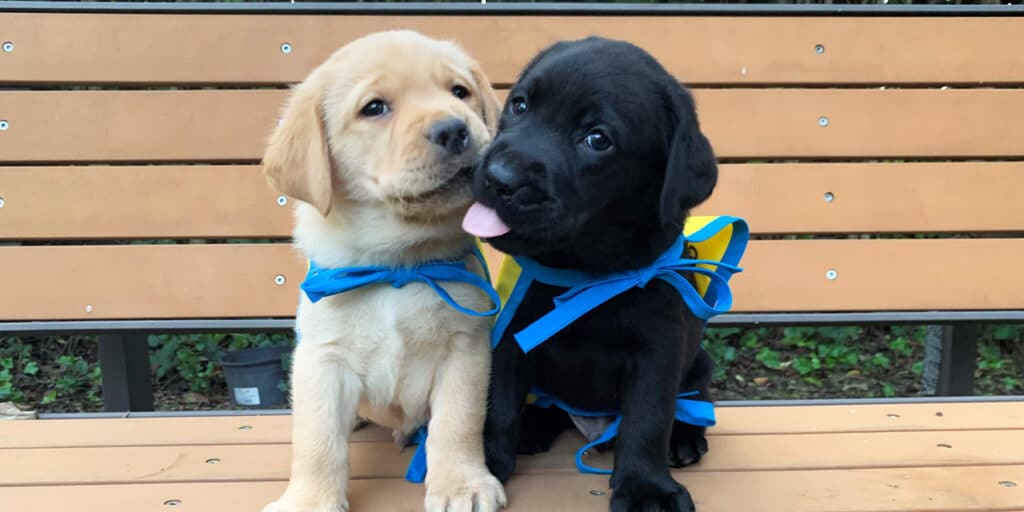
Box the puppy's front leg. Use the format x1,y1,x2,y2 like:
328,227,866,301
425,333,507,512
264,340,363,512
483,333,531,482
609,335,695,512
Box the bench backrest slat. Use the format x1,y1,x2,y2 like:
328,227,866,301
2,239,1022,320
3,89,1024,162
3,14,1024,85
3,162,1024,241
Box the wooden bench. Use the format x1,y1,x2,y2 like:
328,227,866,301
1,2,1022,511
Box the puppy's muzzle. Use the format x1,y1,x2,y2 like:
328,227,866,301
427,117,470,155
483,159,527,201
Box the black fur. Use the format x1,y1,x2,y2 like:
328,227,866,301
475,38,719,512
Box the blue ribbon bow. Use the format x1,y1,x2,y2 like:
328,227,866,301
300,248,500,317
513,236,743,354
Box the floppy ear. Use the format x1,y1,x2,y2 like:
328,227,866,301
262,76,334,217
659,91,718,227
469,63,502,135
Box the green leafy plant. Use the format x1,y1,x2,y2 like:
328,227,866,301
0,337,102,409
149,332,294,405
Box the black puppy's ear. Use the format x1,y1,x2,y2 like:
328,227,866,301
659,91,718,227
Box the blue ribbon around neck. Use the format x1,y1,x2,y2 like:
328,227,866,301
300,246,499,317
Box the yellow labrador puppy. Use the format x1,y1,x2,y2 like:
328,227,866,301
261,31,505,512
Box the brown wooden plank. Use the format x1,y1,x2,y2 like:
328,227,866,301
3,89,1024,162
0,244,303,320
3,14,1024,85
697,162,1024,234
0,166,291,239
2,466,1022,511
696,88,1024,159
733,238,1024,312
0,90,283,163
2,238,1024,321
4,162,1024,240
5,429,1024,486
0,417,390,450
525,429,1024,476
3,403,1020,450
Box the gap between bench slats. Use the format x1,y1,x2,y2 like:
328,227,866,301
2,14,1024,85
2,89,1024,161
1,467,1021,512
2,402,1020,449
1,238,1023,320
3,429,1024,486
2,162,1023,240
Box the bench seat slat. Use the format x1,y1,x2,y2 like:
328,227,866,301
3,14,1024,85
4,162,1023,240
2,239,1023,320
4,429,1024,486
3,403,1020,450
2,466,1022,511
3,89,1024,162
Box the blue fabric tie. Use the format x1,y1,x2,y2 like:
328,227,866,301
404,427,429,484
512,236,743,354
300,247,500,317
530,387,716,474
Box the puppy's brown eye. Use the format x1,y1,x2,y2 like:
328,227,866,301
452,85,470,100
584,130,612,152
360,100,390,117
510,96,527,115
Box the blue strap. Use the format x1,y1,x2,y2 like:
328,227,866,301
575,416,623,475
301,248,499,317
513,236,742,353
529,388,715,475
404,426,428,484
574,397,715,474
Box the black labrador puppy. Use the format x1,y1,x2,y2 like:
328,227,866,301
463,37,719,512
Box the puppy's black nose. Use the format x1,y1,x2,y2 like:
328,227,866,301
483,160,525,200
428,118,470,155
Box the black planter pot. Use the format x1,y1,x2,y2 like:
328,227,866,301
220,345,293,407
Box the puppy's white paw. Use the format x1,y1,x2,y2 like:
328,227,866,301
425,470,507,512
262,497,348,512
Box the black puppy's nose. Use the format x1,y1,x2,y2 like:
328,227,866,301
428,118,470,155
483,160,526,199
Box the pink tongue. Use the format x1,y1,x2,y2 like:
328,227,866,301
462,202,511,238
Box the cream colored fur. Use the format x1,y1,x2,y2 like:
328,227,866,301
260,30,504,512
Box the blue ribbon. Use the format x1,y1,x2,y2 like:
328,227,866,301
404,427,429,484
530,387,716,475
512,236,743,354
300,247,500,317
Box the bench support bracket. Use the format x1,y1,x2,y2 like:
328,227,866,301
936,323,979,396
98,334,154,411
